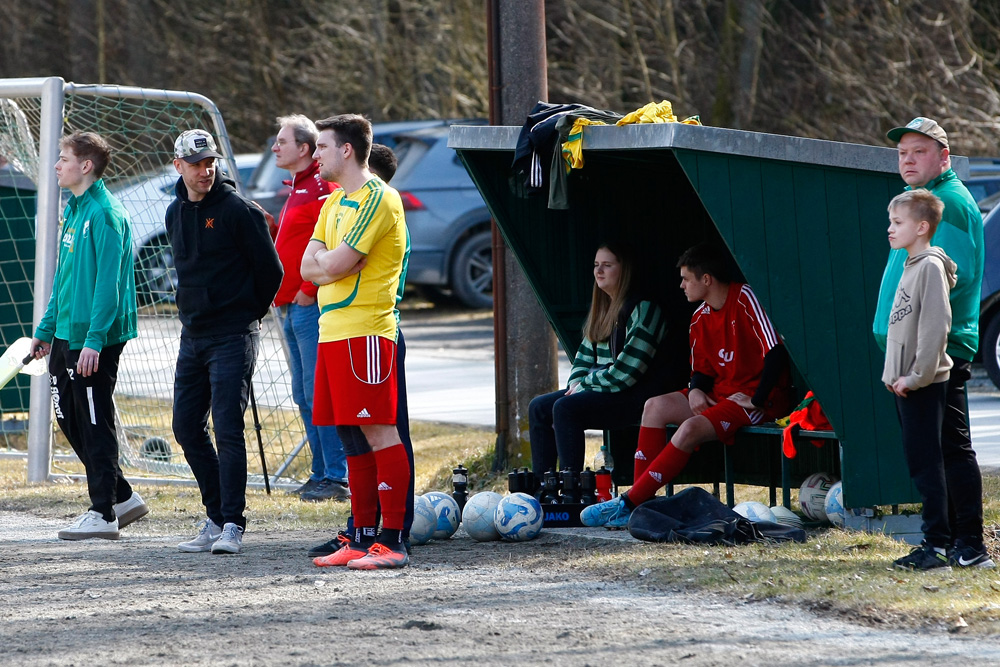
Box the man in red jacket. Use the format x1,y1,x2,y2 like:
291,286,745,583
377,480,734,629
271,115,348,502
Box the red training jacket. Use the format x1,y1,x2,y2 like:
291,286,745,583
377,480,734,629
273,160,335,306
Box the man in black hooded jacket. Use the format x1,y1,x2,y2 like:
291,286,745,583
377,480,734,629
166,129,283,555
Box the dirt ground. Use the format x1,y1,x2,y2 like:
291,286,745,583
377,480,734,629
3,513,1000,666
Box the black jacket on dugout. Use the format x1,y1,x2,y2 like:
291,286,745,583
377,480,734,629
166,175,283,337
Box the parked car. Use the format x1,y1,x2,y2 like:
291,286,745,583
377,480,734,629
979,203,1000,389
246,119,493,308
111,153,262,303
964,158,1000,214
246,120,456,219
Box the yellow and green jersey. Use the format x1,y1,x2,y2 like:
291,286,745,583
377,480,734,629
313,177,407,342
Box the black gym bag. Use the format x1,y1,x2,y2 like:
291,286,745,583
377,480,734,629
627,486,807,545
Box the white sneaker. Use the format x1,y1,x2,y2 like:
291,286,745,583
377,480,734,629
211,523,244,555
113,491,150,529
57,510,120,541
177,519,222,552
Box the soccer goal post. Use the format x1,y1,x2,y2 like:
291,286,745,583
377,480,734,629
0,77,308,487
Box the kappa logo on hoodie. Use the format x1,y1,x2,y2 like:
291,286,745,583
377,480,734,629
890,287,912,325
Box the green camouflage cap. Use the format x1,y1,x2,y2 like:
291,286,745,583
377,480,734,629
174,129,224,163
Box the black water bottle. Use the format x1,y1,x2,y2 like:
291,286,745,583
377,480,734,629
560,468,580,504
508,469,522,494
579,467,596,506
541,469,560,504
516,467,530,496
525,468,538,497
452,464,468,512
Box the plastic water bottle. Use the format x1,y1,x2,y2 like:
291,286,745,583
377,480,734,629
593,447,607,471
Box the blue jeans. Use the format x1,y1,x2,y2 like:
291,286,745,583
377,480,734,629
281,302,347,483
172,331,259,530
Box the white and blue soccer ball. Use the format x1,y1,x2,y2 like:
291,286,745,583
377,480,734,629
824,481,847,527
799,472,838,521
461,491,503,542
424,491,461,540
732,501,777,524
769,505,805,529
409,495,437,546
494,492,543,542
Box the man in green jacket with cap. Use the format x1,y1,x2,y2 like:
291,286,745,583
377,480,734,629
873,117,993,568
30,131,147,541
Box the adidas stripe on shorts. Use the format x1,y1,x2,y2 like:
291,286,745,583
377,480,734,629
679,388,762,446
314,336,398,426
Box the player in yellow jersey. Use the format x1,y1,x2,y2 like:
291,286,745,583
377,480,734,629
301,115,410,569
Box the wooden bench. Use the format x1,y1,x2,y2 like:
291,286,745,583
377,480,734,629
606,422,841,509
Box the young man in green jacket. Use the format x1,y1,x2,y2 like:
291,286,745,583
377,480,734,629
30,131,147,541
873,117,993,568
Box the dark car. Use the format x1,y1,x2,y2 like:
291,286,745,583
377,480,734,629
246,119,493,309
965,158,1000,214
979,204,1000,388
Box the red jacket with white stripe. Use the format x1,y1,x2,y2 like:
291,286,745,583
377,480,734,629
689,282,782,399
273,161,335,306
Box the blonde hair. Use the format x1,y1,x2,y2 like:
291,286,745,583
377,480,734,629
888,188,944,237
582,243,634,343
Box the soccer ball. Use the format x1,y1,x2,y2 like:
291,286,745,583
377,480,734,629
424,491,461,540
732,501,777,523
494,493,543,542
140,436,172,462
770,505,805,529
461,491,503,542
799,472,838,521
409,495,437,546
824,481,847,527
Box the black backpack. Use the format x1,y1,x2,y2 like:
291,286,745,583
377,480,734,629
628,486,806,545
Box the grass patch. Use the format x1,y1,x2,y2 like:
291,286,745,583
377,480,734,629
3,423,1000,633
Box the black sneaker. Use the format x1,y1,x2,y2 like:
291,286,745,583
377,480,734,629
301,479,351,502
893,542,950,571
307,531,352,558
949,539,997,569
291,478,321,496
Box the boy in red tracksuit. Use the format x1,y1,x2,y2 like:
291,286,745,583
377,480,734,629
582,243,790,528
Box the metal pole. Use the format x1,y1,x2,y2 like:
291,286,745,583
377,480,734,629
249,381,271,494
26,76,64,483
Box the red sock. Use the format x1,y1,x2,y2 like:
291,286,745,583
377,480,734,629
373,444,411,530
347,452,378,527
634,426,667,481
627,442,691,504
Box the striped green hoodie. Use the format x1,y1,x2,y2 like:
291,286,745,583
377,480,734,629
567,299,665,392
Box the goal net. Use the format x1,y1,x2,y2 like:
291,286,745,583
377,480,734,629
0,79,307,487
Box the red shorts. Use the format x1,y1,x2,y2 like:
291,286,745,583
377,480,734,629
314,337,398,426
680,388,763,445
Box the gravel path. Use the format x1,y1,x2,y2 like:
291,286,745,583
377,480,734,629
3,513,1000,666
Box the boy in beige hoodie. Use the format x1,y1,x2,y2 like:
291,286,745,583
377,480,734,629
882,189,959,571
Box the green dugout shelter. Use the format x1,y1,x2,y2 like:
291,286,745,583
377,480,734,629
450,122,973,510
0,168,37,413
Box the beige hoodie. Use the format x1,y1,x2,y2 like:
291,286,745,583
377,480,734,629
882,246,957,390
